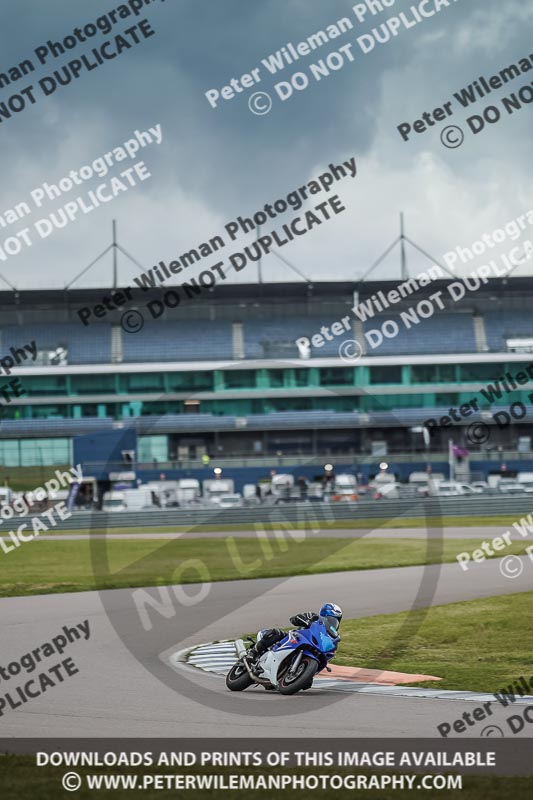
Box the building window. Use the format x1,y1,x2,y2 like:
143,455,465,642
167,372,214,392
223,371,257,389
369,366,402,385
319,368,353,386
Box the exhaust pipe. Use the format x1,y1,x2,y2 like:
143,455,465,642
234,639,247,659
235,639,273,686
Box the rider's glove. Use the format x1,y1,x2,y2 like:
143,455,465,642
289,611,319,628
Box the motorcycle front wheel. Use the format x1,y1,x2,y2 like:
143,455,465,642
278,655,318,695
226,661,254,691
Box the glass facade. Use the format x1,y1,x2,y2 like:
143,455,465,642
138,436,168,462
0,438,72,467
4,361,532,420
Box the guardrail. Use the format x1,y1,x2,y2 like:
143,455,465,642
42,495,533,531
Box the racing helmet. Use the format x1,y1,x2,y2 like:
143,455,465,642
319,602,343,636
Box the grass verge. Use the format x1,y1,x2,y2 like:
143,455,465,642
30,513,531,536
0,536,530,597
337,591,533,692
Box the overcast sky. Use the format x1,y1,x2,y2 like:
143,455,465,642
0,0,532,289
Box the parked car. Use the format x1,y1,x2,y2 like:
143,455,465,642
217,493,244,509
177,479,201,505
373,483,399,500
470,481,490,493
516,473,533,493
102,491,127,512
102,486,154,512
243,484,261,505
497,479,524,494
408,472,446,497
432,482,466,497
332,474,358,502
274,495,310,505
397,485,420,499
203,479,235,505
456,483,484,495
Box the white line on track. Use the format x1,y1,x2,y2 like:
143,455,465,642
173,641,533,704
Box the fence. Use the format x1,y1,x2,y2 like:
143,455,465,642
42,495,533,531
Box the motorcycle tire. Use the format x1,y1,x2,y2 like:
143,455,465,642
278,656,318,695
226,661,254,691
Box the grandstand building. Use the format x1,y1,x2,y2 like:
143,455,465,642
2,277,533,486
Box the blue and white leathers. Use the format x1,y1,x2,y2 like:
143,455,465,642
255,619,339,688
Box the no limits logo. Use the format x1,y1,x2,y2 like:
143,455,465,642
89,376,446,720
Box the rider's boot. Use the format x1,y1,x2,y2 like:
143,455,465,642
246,633,271,663
245,643,263,663
245,644,262,664
246,628,284,665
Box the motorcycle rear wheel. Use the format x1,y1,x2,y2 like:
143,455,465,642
226,661,254,691
278,656,318,695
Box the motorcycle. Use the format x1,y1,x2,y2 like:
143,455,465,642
225,619,339,695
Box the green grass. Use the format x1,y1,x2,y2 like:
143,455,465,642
337,591,533,692
0,758,531,799
33,514,533,536
0,535,531,597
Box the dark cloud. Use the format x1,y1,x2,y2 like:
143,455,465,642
0,0,530,287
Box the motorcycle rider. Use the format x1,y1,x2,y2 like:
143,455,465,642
246,602,343,662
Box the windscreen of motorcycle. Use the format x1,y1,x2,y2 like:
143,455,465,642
319,615,340,636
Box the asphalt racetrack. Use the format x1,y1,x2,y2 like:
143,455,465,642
2,526,532,740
